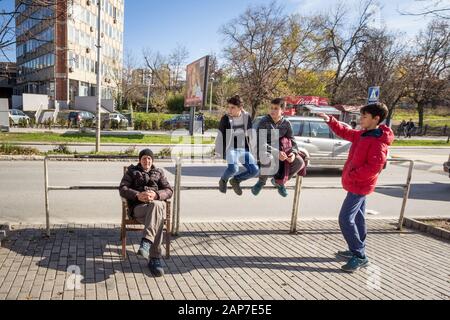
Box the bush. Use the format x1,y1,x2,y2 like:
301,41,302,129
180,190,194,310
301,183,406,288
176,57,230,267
157,147,172,158
56,117,68,128
52,144,72,155
111,119,120,130
83,119,95,129
204,115,220,130
167,94,185,114
18,118,29,128
133,113,174,131
44,118,54,130
0,143,40,156
29,117,37,128
121,146,137,156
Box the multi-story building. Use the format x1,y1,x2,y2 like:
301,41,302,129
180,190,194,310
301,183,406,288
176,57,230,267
15,0,124,108
0,62,17,106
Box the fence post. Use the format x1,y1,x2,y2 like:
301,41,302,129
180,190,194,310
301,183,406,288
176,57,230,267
172,158,178,236
397,160,414,231
174,158,182,236
290,176,304,234
44,157,50,237
443,125,448,136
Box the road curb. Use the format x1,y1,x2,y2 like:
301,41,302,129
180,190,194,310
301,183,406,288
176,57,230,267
0,155,179,162
403,217,450,242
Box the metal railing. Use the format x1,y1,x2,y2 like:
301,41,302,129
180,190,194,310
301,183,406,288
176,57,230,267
44,155,139,236
43,156,414,237
171,158,415,235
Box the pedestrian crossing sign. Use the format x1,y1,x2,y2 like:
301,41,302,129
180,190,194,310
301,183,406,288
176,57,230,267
368,87,380,104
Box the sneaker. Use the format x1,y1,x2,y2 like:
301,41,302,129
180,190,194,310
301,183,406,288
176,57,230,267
229,178,243,196
341,255,369,273
219,179,228,194
137,239,151,260
251,181,265,196
271,178,288,197
148,258,164,277
336,250,354,260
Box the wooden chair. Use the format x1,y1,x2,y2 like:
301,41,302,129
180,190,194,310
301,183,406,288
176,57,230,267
120,167,171,260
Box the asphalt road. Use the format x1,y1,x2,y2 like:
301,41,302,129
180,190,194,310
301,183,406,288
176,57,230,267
0,147,448,225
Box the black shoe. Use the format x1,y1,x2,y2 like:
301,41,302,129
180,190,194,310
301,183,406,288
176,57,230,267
229,178,243,196
219,179,228,194
148,258,164,277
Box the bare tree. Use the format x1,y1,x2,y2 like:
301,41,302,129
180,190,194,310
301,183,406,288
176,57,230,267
108,50,146,111
143,49,170,91
0,0,61,61
221,1,287,118
404,19,450,127
314,0,376,104
347,29,409,124
401,0,450,20
168,44,189,90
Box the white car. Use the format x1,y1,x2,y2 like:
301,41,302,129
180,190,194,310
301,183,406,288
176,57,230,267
288,117,352,168
111,113,129,126
102,113,129,128
9,109,31,125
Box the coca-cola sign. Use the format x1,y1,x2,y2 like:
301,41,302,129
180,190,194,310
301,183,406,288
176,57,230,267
285,96,329,106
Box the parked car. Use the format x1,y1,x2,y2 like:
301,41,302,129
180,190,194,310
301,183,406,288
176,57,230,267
253,116,352,168
163,114,191,129
444,155,450,178
9,109,30,126
68,111,96,128
101,113,129,129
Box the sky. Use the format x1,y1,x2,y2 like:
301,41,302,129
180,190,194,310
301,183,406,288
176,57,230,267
0,0,435,64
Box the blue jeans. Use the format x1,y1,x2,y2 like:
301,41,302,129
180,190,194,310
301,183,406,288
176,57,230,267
222,149,259,182
339,192,367,258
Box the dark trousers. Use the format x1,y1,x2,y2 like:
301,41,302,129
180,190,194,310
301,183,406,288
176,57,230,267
133,201,166,259
339,192,367,258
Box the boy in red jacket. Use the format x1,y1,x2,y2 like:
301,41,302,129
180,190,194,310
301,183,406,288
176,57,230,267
318,103,394,273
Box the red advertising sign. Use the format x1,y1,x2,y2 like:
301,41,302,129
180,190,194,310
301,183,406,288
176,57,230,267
185,56,210,107
285,96,330,106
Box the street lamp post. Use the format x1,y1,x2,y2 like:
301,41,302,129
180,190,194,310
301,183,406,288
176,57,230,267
146,70,151,113
95,0,103,153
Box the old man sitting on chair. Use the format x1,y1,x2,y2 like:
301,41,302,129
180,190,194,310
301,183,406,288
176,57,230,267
119,149,173,277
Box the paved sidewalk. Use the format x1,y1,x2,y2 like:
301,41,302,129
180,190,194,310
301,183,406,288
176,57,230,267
0,220,449,300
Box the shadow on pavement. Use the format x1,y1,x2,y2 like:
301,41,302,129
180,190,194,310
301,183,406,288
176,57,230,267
0,225,387,284
375,182,450,202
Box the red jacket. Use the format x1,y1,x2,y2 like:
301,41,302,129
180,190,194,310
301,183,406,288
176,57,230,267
326,117,395,196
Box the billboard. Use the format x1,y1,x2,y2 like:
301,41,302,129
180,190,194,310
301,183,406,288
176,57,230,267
185,56,210,108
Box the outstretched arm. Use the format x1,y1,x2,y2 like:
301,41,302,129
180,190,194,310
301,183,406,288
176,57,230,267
317,113,359,143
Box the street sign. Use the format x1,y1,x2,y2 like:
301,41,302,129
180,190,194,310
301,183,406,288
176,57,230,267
368,87,380,104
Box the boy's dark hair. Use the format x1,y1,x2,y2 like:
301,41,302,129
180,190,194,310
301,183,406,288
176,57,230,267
361,103,388,124
227,95,242,107
271,98,285,108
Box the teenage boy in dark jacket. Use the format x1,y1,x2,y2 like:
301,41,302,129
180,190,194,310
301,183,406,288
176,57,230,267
318,103,394,273
215,95,259,196
251,98,306,198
